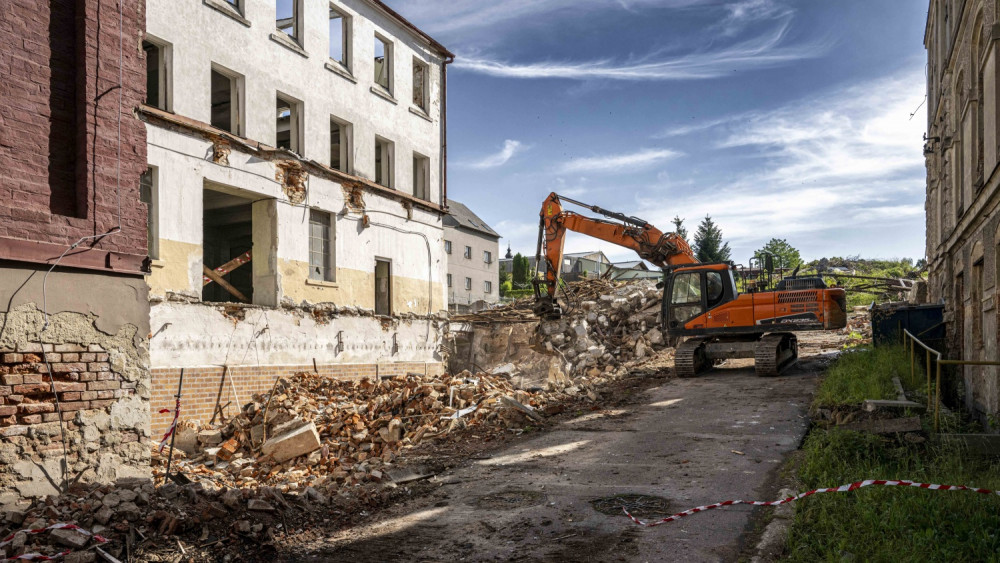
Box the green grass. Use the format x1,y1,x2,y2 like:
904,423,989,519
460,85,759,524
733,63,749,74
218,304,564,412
786,346,1000,562
786,430,1000,562
813,345,917,408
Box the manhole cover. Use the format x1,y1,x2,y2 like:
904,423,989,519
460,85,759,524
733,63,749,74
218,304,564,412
475,490,546,510
590,494,670,517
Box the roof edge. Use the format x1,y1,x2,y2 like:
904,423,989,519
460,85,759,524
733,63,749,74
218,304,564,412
368,0,455,58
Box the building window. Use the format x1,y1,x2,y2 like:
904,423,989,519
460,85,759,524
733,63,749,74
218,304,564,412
444,240,452,254
210,65,243,135
276,0,300,43
143,38,170,111
464,246,472,259
412,57,428,111
447,273,452,287
140,167,159,260
221,0,241,12
309,209,335,282
413,153,430,200
374,35,392,92
375,136,394,187
329,5,351,70
484,281,492,294
330,117,351,172
465,277,472,290
276,93,302,153
483,250,492,264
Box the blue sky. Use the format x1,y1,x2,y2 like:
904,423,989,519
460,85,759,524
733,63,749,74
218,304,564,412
397,0,930,264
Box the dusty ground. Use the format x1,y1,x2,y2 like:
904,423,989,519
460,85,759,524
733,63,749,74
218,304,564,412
272,331,843,563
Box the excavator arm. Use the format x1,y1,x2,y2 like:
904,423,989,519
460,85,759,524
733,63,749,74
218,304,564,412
532,192,696,318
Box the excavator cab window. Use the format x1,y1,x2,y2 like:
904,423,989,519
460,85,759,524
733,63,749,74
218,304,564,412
669,272,703,327
706,272,724,307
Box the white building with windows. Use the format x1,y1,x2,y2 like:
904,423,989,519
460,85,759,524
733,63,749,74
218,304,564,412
443,199,501,313
139,0,454,433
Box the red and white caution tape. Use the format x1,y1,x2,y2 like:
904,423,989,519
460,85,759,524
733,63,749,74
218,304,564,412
624,479,1000,527
1,523,108,561
157,396,181,453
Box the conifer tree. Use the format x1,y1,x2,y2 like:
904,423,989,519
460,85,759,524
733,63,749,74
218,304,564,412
693,215,731,263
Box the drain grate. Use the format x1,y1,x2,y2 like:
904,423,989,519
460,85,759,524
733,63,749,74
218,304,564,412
475,490,546,510
590,494,670,517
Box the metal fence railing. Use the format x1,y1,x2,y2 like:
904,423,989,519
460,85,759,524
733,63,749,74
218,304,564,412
902,328,1000,431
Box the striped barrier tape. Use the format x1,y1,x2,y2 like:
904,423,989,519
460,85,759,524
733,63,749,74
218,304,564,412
157,396,180,453
1,523,108,561
624,479,1000,527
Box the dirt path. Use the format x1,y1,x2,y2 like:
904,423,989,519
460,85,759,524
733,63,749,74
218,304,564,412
284,335,841,562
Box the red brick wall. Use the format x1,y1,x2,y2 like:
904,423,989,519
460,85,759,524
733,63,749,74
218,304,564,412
150,362,446,436
0,0,148,271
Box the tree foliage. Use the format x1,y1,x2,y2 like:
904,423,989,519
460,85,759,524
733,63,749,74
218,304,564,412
693,215,731,263
512,253,531,285
671,215,688,241
755,238,802,271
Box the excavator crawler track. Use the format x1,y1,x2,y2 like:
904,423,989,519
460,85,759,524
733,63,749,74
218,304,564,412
675,336,711,378
754,333,798,377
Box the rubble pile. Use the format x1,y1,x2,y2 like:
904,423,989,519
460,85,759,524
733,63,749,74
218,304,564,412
533,279,667,379
153,371,556,493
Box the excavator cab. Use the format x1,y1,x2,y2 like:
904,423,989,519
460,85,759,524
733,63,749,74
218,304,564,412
663,264,738,335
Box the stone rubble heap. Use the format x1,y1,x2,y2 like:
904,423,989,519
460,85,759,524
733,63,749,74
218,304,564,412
532,279,668,382
153,371,559,493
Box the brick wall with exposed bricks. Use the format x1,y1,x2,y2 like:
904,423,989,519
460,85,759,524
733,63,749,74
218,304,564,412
0,0,148,270
150,363,446,437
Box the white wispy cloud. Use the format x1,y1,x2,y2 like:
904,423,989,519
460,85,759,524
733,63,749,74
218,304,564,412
559,148,681,173
716,0,791,36
464,140,527,169
634,67,928,259
396,0,708,36
455,21,828,81
654,114,748,138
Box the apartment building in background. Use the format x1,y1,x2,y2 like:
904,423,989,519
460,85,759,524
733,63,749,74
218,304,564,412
924,0,1000,424
444,200,500,313
0,0,151,509
141,0,453,433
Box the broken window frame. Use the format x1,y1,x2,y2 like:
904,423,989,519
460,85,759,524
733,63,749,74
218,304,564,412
276,0,301,44
140,166,159,260
276,92,303,154
143,36,171,111
464,246,472,259
375,136,394,188
309,209,336,282
329,4,352,71
210,64,244,136
444,240,452,254
374,34,393,93
412,152,430,200
412,57,428,111
330,116,352,173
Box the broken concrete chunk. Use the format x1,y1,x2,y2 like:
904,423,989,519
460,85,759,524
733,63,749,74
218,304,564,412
248,499,275,512
261,422,321,463
197,429,223,446
50,527,90,549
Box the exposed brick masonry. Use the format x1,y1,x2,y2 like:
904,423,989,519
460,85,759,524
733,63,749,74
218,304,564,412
0,0,148,269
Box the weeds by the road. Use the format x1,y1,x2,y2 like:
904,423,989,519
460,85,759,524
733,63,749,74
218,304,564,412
813,345,915,407
785,345,1000,561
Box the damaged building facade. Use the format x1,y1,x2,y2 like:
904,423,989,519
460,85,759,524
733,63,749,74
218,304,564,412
142,0,453,433
444,199,501,313
924,0,1000,424
0,1,152,509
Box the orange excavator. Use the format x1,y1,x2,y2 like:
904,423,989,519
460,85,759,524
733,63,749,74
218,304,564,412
532,192,847,377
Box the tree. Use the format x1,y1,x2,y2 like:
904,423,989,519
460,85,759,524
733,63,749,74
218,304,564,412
754,238,802,271
671,215,688,241
512,253,530,286
693,215,731,263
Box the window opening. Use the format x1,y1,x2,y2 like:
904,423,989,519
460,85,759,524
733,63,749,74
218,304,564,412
211,67,240,134
330,117,350,172
309,209,335,282
329,6,350,68
143,40,168,110
412,58,427,110
374,36,391,91
444,240,452,254
375,137,393,187
465,277,472,290
375,259,391,315
276,94,300,153
413,153,429,200
464,246,472,259
203,187,255,303
277,0,298,41
140,168,159,260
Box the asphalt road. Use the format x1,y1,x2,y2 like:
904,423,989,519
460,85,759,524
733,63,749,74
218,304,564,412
292,337,840,562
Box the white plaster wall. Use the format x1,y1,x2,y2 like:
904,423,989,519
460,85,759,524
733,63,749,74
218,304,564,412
146,0,445,202
444,227,500,306
150,302,443,367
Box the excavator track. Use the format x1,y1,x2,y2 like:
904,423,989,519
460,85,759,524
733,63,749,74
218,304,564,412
754,333,798,377
675,336,711,378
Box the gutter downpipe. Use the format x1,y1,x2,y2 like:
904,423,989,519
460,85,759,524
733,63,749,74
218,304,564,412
442,55,454,208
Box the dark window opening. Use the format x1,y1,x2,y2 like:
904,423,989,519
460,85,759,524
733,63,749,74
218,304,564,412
203,187,254,303
143,41,167,110
47,0,80,217
211,68,237,134
375,259,391,315
276,95,299,152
